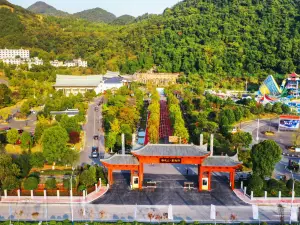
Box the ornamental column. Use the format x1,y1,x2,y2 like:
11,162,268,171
108,168,113,186
138,163,144,190
198,165,203,191
230,171,235,190
208,171,212,191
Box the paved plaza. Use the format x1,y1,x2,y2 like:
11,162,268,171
92,172,246,205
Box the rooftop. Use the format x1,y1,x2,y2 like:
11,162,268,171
101,154,139,165
202,156,241,167
132,144,209,157
53,75,103,87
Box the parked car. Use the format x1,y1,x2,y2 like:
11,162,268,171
93,135,99,140
91,147,99,158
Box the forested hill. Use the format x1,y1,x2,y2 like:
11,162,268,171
1,0,300,87
73,8,117,23
27,1,69,17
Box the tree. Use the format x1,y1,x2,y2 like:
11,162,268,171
106,132,117,152
14,153,31,178
7,128,19,145
251,140,282,178
30,152,45,168
23,177,39,190
60,115,81,133
248,174,264,196
42,126,69,163
0,108,11,121
0,84,11,108
231,131,252,150
20,101,30,116
79,166,96,187
61,148,79,166
0,154,20,182
272,102,283,114
281,104,291,114
20,131,32,150
45,178,57,189
2,176,19,190
69,131,80,144
34,122,50,143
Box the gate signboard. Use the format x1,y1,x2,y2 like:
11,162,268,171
160,158,181,163
169,136,178,143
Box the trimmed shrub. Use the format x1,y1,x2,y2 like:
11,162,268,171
45,177,57,190
23,176,39,190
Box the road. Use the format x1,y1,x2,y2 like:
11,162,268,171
0,203,295,223
240,118,300,180
79,97,105,166
0,113,37,134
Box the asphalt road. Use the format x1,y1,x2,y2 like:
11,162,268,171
92,173,247,205
0,113,36,133
79,97,105,166
240,118,300,180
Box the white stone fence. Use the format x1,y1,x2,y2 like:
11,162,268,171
0,178,107,203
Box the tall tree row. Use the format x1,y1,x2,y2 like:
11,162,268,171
165,90,189,143
147,91,160,143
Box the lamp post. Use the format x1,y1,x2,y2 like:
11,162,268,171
70,166,75,225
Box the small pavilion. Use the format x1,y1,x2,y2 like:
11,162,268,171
101,136,242,192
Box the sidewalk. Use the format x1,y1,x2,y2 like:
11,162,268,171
0,186,108,204
234,189,300,205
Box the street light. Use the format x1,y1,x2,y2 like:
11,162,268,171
70,166,75,225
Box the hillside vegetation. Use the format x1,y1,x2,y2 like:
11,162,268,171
0,0,300,89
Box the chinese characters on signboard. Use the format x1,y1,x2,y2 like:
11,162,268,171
160,158,181,163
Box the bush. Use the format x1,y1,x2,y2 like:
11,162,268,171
45,177,57,189
23,177,39,190
63,178,76,190
2,176,19,190
286,179,294,190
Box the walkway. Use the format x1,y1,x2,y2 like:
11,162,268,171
159,100,172,142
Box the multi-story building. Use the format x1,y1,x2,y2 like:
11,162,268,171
0,48,30,59
50,60,64,67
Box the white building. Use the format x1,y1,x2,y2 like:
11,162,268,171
53,72,128,96
2,57,43,68
50,60,64,67
50,58,88,68
0,49,30,59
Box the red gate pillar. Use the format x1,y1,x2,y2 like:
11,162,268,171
138,163,144,190
208,171,212,190
108,168,113,186
198,165,202,191
230,171,235,190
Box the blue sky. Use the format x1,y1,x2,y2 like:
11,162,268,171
10,0,180,17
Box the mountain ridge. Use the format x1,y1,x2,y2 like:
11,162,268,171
27,1,137,24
